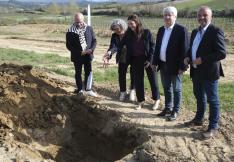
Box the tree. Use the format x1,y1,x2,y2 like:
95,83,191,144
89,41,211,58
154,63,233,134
67,0,79,15
61,3,68,15
47,0,61,15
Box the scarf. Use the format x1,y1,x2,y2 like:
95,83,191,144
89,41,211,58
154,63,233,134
68,23,87,51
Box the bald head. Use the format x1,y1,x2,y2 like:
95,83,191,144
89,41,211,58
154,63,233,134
74,12,85,26
197,6,212,27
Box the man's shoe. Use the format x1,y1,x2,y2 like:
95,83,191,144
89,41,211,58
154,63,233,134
167,111,178,121
184,119,204,127
157,109,171,117
129,89,136,101
74,89,80,94
74,89,84,95
86,90,98,97
119,92,127,101
78,90,84,95
152,99,160,111
202,129,218,139
135,102,144,110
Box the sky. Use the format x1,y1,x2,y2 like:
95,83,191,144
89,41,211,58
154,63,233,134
0,0,110,2
0,0,151,3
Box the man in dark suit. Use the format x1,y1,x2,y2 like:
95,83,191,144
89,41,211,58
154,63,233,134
184,6,226,138
66,12,97,97
153,6,189,120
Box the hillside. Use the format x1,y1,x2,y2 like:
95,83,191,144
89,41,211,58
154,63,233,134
174,0,234,10
91,0,234,17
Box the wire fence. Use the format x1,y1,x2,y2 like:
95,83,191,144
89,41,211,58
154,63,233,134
0,13,233,37
92,16,234,33
91,16,234,37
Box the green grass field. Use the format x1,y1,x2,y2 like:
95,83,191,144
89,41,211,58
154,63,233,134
0,47,233,112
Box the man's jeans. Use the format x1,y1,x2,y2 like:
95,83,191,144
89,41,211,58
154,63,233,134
192,78,220,130
160,64,182,113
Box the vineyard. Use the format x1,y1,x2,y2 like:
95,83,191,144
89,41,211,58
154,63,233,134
1,13,234,36
91,16,234,36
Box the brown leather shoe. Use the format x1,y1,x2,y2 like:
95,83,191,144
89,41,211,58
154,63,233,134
202,129,218,139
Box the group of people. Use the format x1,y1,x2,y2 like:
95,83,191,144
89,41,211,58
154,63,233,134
66,6,226,139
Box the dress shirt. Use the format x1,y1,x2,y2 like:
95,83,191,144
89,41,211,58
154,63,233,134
160,23,175,62
191,23,210,68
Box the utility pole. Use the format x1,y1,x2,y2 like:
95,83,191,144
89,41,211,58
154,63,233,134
87,0,92,26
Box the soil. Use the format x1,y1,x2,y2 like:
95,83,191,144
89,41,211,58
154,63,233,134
0,63,233,162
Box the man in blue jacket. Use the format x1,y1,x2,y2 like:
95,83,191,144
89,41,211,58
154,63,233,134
66,12,97,97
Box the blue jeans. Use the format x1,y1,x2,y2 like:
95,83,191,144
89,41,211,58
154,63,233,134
160,64,182,113
192,78,220,130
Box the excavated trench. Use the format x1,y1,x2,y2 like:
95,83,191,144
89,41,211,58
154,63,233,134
0,64,150,162
53,96,150,162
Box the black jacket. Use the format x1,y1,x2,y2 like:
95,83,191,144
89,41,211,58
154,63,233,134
66,26,97,62
118,29,155,63
153,23,189,75
107,33,122,63
188,24,226,80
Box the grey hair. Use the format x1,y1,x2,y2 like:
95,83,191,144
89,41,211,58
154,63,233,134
110,19,128,32
163,6,177,17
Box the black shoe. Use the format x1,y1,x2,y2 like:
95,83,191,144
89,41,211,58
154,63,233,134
167,111,178,121
74,89,79,94
74,89,84,95
184,119,204,127
157,109,171,117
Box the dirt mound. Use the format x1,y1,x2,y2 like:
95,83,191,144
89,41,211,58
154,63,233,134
0,63,233,162
0,63,149,162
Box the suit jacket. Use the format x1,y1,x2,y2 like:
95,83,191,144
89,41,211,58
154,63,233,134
188,24,226,80
66,26,97,62
118,29,155,63
153,23,189,75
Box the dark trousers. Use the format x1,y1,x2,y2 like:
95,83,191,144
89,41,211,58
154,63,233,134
132,55,160,102
73,57,92,92
118,62,134,92
192,78,220,130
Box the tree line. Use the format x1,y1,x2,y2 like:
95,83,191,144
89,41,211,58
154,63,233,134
95,5,234,18
46,1,234,18
47,0,79,16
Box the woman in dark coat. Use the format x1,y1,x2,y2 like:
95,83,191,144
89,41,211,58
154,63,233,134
119,14,160,110
103,19,136,102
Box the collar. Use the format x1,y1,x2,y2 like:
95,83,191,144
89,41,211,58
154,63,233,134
199,23,210,33
164,22,175,30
